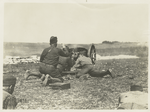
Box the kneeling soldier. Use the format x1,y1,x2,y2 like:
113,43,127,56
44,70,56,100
3,74,17,109
24,56,75,84
24,36,73,86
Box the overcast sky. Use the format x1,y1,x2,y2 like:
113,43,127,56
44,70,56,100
4,3,148,44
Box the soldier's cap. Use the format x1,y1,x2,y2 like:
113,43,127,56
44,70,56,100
3,75,16,86
50,36,57,44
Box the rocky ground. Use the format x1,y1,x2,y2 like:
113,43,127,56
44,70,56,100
3,57,148,110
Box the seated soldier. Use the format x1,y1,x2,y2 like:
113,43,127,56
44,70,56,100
3,74,17,109
24,36,75,86
24,56,75,81
71,51,115,78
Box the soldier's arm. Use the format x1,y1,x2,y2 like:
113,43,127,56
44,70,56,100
70,58,81,71
40,49,48,62
68,58,75,68
72,58,81,68
58,47,70,57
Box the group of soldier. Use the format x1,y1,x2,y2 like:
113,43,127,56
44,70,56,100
3,36,115,109
24,36,115,85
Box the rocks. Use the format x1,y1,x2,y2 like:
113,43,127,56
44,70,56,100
130,85,143,92
117,91,148,109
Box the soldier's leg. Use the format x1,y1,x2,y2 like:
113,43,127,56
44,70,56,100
42,65,64,86
51,66,64,82
24,70,42,80
50,77,64,83
43,75,63,86
39,63,49,81
76,65,92,78
57,64,64,73
43,74,64,86
40,74,46,81
89,68,115,78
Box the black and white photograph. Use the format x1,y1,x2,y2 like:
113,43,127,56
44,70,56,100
1,0,149,110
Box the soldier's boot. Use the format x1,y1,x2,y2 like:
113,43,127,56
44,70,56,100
49,75,63,83
24,70,42,80
42,74,50,86
24,70,30,80
107,69,115,78
40,74,45,81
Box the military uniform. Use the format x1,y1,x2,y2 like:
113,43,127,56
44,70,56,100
57,56,75,73
39,37,70,80
24,56,74,80
3,74,17,109
72,55,114,78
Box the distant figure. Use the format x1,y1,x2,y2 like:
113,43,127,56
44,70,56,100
71,51,115,78
3,74,17,109
24,36,71,86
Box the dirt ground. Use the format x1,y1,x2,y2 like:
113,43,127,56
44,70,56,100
3,57,148,110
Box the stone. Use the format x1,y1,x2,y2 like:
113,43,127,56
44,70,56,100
130,85,143,92
117,91,148,110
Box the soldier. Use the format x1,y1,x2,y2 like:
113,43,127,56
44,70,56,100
71,51,115,78
25,36,71,86
24,56,75,81
3,74,17,109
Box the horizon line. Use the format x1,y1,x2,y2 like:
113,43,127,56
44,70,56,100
3,41,148,44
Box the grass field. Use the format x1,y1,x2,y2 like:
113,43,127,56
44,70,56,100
3,42,148,109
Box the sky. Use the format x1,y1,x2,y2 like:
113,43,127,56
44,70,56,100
4,3,149,44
